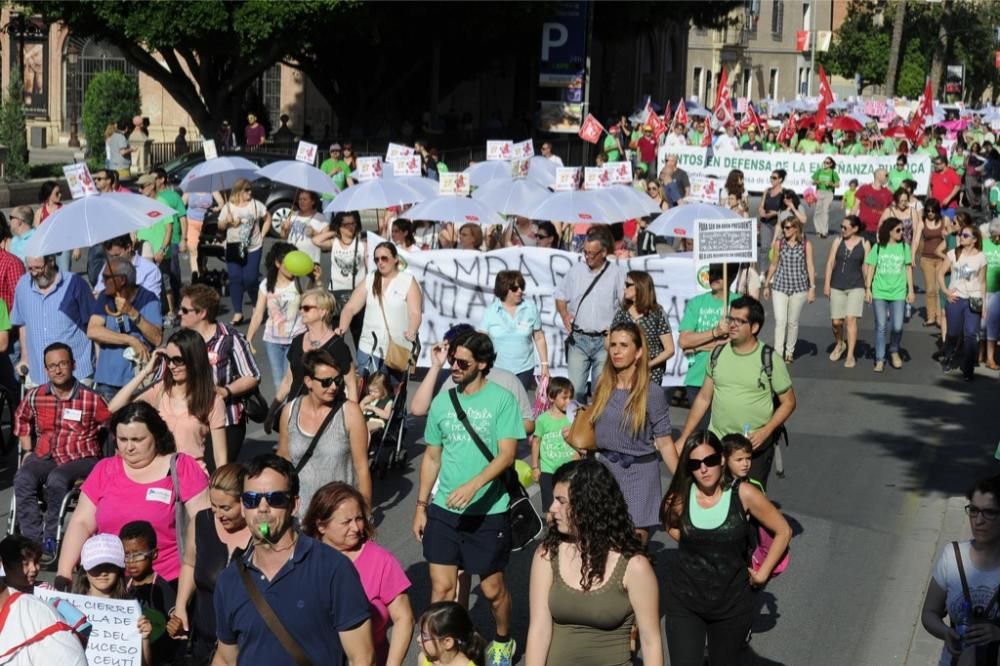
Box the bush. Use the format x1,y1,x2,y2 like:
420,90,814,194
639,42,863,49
0,71,29,182
82,71,140,162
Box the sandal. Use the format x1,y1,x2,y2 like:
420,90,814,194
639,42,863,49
829,342,846,362
844,356,856,368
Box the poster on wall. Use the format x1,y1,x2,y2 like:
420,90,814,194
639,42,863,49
9,17,49,117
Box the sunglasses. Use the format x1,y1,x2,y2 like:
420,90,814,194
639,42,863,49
165,355,186,366
309,375,343,388
782,225,795,230
374,255,394,263
535,234,551,240
300,304,318,312
960,232,975,239
509,284,524,292
179,306,198,315
625,281,635,287
241,490,294,509
450,357,473,370
686,453,722,473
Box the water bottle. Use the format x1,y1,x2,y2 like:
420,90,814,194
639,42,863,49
743,423,752,437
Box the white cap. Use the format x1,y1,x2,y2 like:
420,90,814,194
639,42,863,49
81,533,125,570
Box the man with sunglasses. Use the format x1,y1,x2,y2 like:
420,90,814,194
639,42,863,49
13,343,111,564
678,296,796,489
91,234,162,298
213,454,374,666
412,332,525,666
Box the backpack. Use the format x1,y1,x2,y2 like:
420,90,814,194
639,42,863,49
709,342,790,452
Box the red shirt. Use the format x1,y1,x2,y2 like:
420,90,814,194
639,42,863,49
930,168,962,208
244,123,266,147
14,382,111,463
0,249,25,308
637,136,657,162
855,184,893,233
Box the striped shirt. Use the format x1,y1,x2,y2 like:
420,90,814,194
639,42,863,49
14,381,111,463
205,323,260,426
11,272,96,385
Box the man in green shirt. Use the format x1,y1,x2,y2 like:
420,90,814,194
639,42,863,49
413,331,524,665
153,168,187,323
678,296,796,488
797,128,820,154
687,118,705,146
320,143,351,191
603,125,624,162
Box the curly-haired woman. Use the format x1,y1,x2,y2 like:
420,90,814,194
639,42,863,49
660,431,791,666
525,458,663,666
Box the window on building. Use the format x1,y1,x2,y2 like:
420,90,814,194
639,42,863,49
771,0,784,37
743,68,753,99
705,70,713,105
769,67,779,99
260,64,281,129
803,3,811,30
745,0,760,38
798,67,809,96
693,66,703,99
66,37,139,127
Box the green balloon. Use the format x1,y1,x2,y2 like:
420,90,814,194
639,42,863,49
283,250,314,277
514,459,533,489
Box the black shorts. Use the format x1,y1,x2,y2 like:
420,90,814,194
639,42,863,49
423,504,511,577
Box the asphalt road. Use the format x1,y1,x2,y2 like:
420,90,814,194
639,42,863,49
0,200,992,665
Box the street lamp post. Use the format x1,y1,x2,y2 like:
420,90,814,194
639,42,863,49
67,43,80,148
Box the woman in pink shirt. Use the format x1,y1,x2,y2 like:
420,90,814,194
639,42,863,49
57,403,210,584
109,329,227,469
304,482,414,666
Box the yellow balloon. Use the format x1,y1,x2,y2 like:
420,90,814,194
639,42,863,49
514,459,533,489
283,250,314,277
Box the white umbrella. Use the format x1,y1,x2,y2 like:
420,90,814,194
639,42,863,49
24,193,177,257
647,203,740,238
255,160,339,196
380,163,440,198
472,178,551,217
526,190,621,224
686,107,710,118
323,178,426,214
595,185,662,219
403,195,505,226
180,155,259,192
525,155,557,188
464,161,513,187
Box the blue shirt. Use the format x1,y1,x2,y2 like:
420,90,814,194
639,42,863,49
479,299,542,374
93,287,162,388
10,230,34,263
93,254,162,298
214,535,370,666
12,271,95,385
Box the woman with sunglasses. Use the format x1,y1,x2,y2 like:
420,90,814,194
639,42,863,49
109,329,228,470
811,157,839,238
166,463,251,662
763,194,814,364
865,217,915,372
824,215,870,368
218,178,272,326
660,431,791,666
534,221,560,250
58,402,210,587
913,198,946,329
646,180,670,211
277,349,371,512
757,169,787,277
479,270,548,390
613,270,674,386
921,473,1000,666
936,222,986,381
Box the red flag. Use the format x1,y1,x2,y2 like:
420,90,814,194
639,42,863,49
647,110,667,140
662,101,671,128
907,107,926,143
713,69,734,127
674,99,689,128
818,66,834,106
920,78,934,116
578,114,604,144
701,113,713,147
778,113,798,144
742,103,763,132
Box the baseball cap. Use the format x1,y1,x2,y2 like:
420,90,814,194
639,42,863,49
642,124,653,132
330,143,342,151
81,533,125,570
136,173,157,186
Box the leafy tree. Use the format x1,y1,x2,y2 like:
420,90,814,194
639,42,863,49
0,71,29,182
82,71,141,162
896,39,928,99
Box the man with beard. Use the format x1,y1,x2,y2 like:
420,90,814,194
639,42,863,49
12,255,95,388
213,454,374,665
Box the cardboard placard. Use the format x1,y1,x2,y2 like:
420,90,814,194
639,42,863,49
391,155,422,177
355,156,383,182
693,217,758,265
439,172,470,196
295,140,318,165
513,139,535,160
605,161,632,184
35,588,143,665
553,167,582,191
584,166,609,190
202,139,218,161
63,163,98,199
486,140,513,161
511,159,531,179
386,142,415,162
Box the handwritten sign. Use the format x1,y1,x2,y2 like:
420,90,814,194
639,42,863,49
486,140,513,161
693,217,758,265
355,157,383,182
511,159,530,179
439,172,470,196
391,155,422,177
605,161,633,184
63,164,98,199
584,166,609,190
202,139,218,161
295,140,318,165
386,142,415,162
553,167,581,192
35,588,142,666
513,139,534,160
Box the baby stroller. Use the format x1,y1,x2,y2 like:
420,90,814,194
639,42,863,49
367,379,410,479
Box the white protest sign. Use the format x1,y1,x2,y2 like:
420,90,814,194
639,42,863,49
391,155,422,177
693,218,757,266
63,164,98,199
35,588,142,665
658,145,931,196
385,142,415,162
355,156,383,182
295,140,318,165
439,172,470,196
605,161,633,184
513,139,535,159
367,235,702,385
689,176,723,204
511,159,530,179
202,139,218,161
486,140,513,161
584,166,609,190
553,167,581,191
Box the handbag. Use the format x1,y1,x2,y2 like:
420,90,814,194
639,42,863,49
970,296,984,314
566,403,597,451
377,296,413,372
238,561,312,666
169,454,187,560
243,388,269,424
448,389,543,551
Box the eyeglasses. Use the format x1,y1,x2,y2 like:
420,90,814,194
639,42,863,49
300,305,318,312
309,375,342,389
123,549,156,563
727,316,749,326
45,360,71,371
374,255,394,263
582,249,604,258
770,175,779,181
686,453,722,473
625,281,635,287
535,234,551,240
509,284,524,292
782,225,795,230
241,491,294,509
178,306,198,315
960,232,975,239
165,355,185,366
450,357,473,371
966,505,1000,521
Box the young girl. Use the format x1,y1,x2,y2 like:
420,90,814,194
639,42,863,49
530,377,578,511
842,178,859,212
417,601,487,666
73,534,153,664
247,241,307,392
360,372,395,433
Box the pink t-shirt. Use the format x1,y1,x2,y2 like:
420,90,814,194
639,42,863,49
137,385,226,461
81,454,208,580
353,541,411,665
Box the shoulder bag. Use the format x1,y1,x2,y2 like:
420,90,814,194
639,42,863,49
564,262,610,356
566,404,596,451
377,292,414,372
238,561,312,666
222,204,248,264
448,389,543,550
169,454,187,559
294,399,341,475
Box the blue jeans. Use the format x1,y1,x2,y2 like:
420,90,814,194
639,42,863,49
227,247,262,316
872,299,905,362
264,341,291,394
567,333,607,403
943,298,981,376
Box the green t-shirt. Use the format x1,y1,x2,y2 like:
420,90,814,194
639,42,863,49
603,135,621,162
157,189,187,245
881,138,897,156
846,142,867,157
424,382,526,515
0,299,11,332
136,218,172,256
950,152,966,177
763,141,777,152
821,143,837,155
798,138,819,154
534,411,575,474
982,236,1000,293
887,168,913,193
688,130,704,146
812,167,839,191
990,185,1000,210
865,242,912,301
843,189,857,211
320,158,351,190
679,291,739,388
707,341,792,438
915,145,937,157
